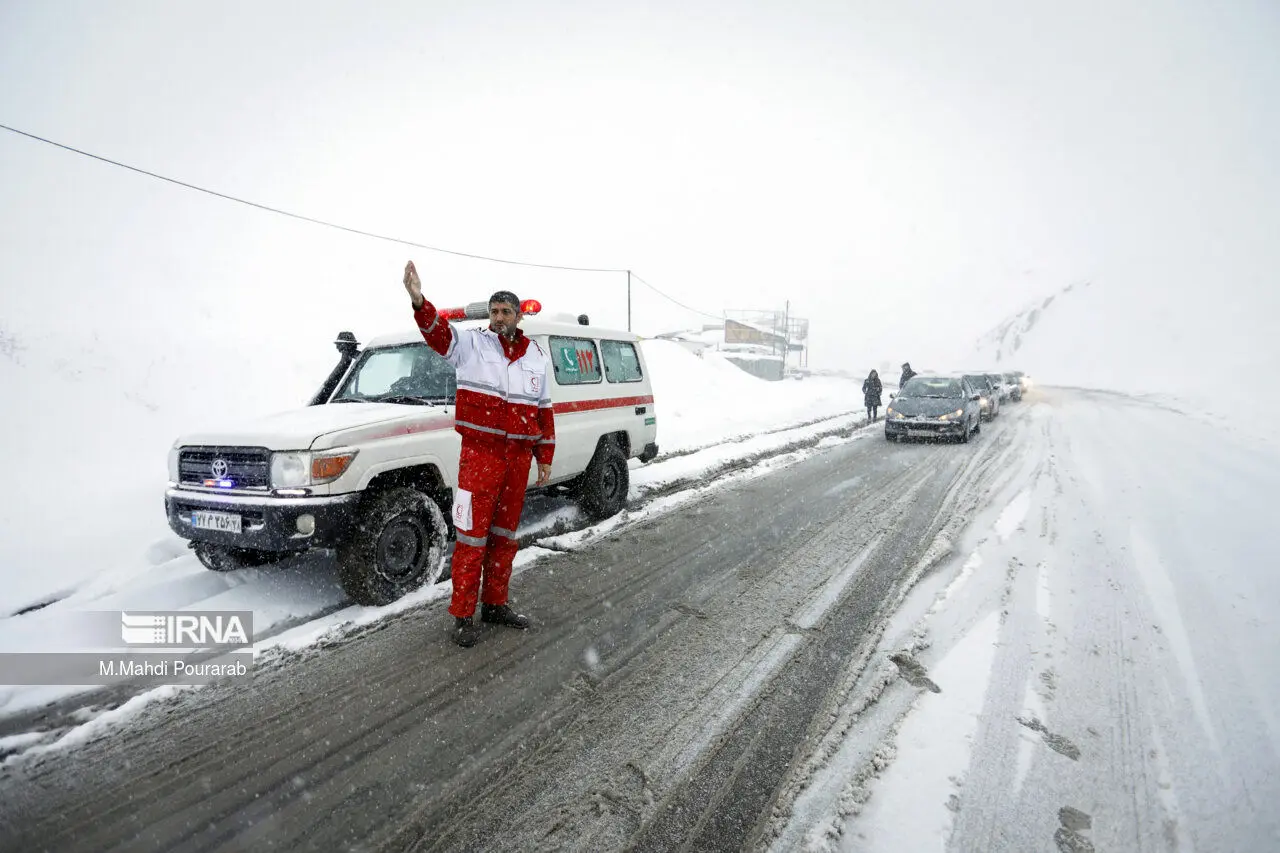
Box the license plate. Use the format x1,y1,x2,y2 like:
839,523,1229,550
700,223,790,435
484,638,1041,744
907,428,936,437
192,511,242,533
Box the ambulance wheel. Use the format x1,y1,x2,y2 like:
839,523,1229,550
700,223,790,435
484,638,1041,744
578,442,629,521
192,542,278,572
337,487,448,606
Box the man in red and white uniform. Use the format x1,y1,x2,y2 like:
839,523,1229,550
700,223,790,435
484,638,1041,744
403,260,555,647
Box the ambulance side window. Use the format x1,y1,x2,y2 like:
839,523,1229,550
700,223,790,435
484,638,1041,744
601,340,643,383
549,336,602,385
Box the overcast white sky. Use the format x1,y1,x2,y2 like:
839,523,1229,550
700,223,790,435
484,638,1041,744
2,0,1278,370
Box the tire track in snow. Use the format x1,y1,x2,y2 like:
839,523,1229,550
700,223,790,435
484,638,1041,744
1128,528,1222,756
942,388,1280,852
760,411,1035,852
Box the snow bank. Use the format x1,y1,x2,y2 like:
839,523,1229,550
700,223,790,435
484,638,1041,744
641,339,858,450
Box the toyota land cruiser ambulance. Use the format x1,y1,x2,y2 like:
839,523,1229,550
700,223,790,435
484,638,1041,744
164,301,659,605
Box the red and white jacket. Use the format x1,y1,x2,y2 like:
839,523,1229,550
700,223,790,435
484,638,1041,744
414,300,556,465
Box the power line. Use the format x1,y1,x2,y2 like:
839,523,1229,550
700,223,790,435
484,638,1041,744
1,122,727,319
630,273,723,321
0,123,625,273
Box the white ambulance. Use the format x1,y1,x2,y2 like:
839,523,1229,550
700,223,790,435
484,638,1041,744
164,300,659,605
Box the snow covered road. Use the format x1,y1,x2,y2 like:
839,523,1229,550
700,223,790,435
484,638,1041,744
1,387,1276,852
775,387,1280,852
0,396,1000,851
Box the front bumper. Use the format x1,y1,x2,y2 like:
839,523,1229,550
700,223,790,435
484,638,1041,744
165,488,361,552
885,418,966,438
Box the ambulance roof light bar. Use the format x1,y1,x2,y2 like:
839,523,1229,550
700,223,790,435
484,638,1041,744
437,299,542,321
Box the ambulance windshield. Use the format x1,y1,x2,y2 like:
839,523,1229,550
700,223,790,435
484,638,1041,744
332,343,458,404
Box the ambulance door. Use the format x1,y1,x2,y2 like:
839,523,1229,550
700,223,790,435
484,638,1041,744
599,338,654,453
545,333,606,481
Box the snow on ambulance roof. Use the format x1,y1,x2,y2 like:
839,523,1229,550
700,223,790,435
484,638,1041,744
364,305,639,351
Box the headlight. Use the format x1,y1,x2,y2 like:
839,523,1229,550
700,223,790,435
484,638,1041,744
939,409,964,420
980,398,989,408
271,452,310,488
311,449,358,484
890,410,907,419
167,443,180,482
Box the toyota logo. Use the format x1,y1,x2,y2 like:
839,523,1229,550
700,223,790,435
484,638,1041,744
211,458,230,478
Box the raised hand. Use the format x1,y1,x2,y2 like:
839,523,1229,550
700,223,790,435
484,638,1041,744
403,260,424,308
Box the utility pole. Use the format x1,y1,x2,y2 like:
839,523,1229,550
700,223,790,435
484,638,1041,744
627,270,632,332
782,300,790,373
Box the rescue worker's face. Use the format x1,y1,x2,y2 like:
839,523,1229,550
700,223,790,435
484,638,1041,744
489,301,521,338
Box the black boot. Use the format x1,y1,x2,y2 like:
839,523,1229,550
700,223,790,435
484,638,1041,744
452,616,481,647
481,603,530,630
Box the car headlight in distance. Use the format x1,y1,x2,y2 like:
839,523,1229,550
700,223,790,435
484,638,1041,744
980,397,989,408
311,449,358,484
271,452,310,488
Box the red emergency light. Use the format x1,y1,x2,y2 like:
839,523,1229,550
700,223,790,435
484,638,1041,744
436,299,542,321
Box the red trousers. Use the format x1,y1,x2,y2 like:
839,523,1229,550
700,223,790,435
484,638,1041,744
448,438,533,618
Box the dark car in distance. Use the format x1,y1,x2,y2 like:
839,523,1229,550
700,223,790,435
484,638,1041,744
886,375,982,443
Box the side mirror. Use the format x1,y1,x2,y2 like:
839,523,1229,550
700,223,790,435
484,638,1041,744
889,392,896,399
970,393,980,401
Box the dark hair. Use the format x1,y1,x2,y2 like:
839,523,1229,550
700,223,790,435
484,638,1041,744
489,290,521,311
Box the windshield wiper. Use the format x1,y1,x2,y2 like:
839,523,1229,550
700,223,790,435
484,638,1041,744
376,395,439,406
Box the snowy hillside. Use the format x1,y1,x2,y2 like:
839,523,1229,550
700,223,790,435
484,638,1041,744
970,282,1091,366
962,279,1280,441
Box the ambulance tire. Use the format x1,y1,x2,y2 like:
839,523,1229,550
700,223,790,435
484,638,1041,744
577,441,630,521
337,487,448,606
